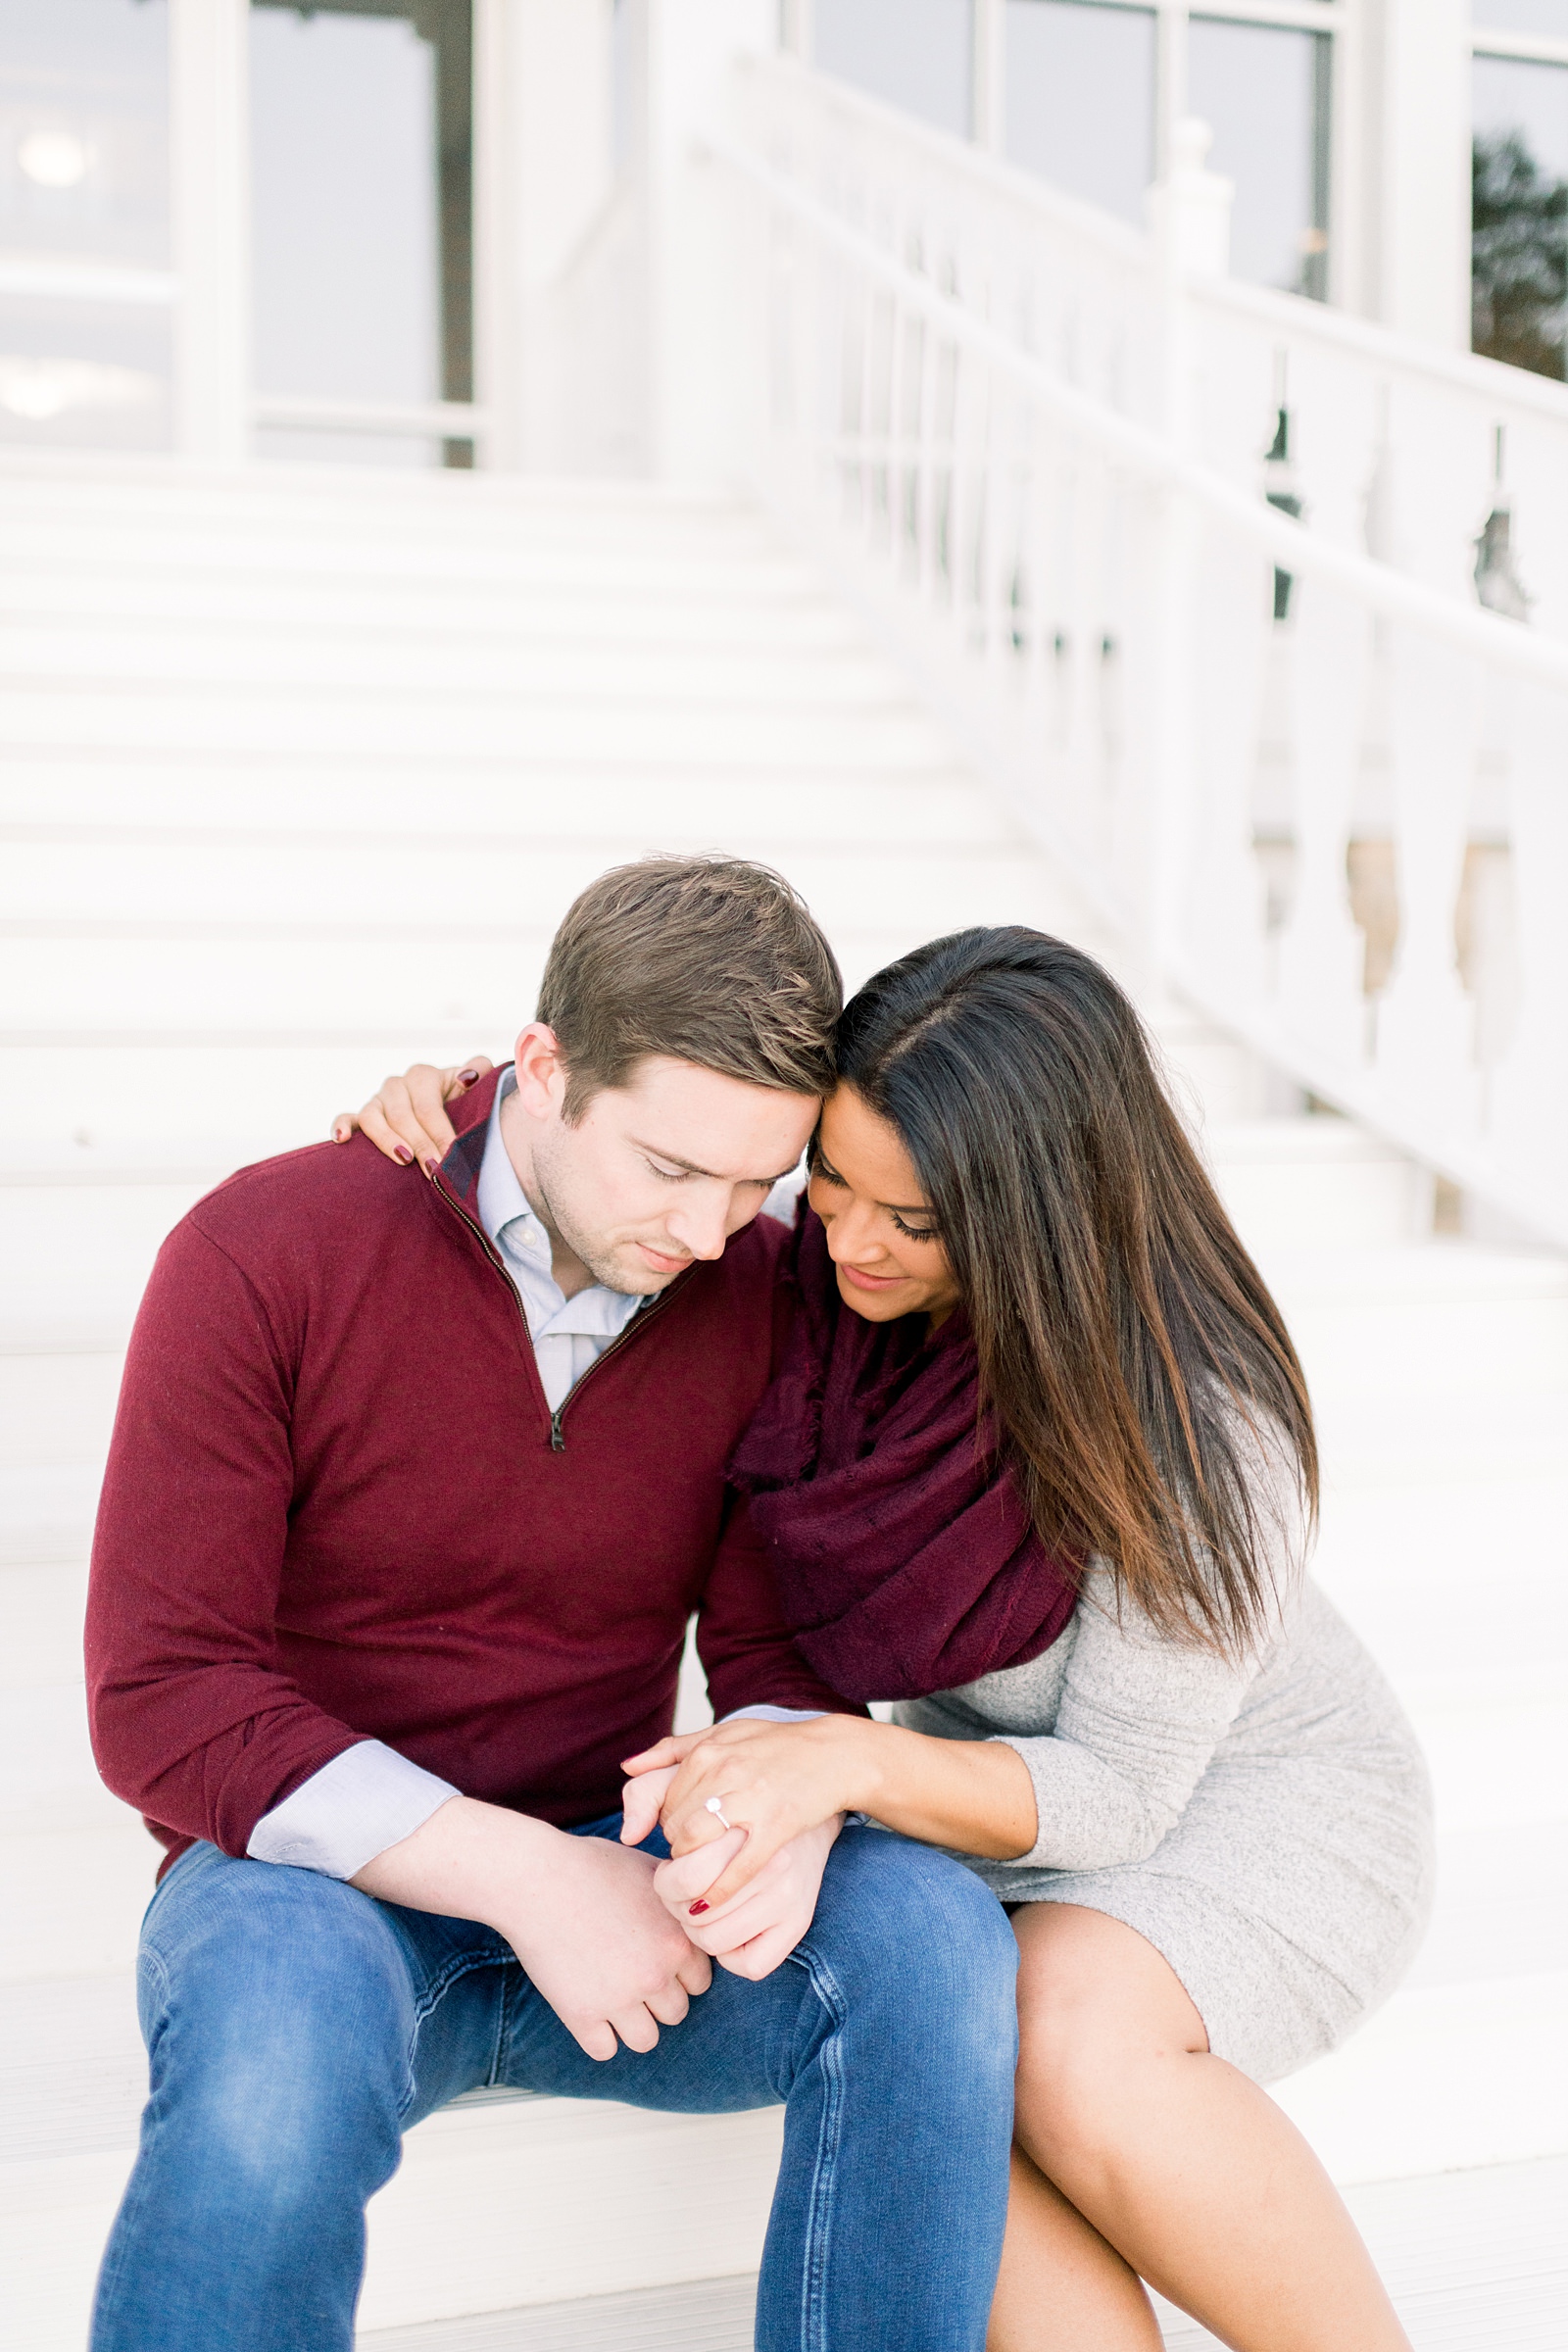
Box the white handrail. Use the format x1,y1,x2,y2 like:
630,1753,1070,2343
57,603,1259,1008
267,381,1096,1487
704,59,1568,1247
700,130,1568,694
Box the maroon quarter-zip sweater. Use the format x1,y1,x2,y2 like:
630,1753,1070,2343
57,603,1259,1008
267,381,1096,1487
86,1069,850,1870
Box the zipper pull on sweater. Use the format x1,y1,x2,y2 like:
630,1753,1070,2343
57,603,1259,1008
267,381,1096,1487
549,1410,566,1452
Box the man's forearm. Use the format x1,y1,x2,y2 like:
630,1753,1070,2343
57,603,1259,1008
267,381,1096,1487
351,1792,564,1925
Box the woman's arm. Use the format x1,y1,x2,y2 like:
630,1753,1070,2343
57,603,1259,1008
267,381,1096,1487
622,1711,1041,1911
992,1572,1256,1872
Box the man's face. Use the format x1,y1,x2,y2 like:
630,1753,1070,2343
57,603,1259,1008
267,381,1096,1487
510,1035,819,1297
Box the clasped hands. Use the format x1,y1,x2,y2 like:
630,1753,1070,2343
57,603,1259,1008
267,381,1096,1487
620,1713,876,1982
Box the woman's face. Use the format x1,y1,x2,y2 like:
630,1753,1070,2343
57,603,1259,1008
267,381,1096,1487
808,1085,960,1326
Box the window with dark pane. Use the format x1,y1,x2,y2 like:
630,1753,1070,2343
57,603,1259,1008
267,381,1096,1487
250,1,473,464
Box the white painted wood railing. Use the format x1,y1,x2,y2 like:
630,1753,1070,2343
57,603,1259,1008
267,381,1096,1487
703,56,1568,1249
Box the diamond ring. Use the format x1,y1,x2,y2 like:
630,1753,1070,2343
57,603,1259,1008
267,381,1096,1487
706,1796,733,1831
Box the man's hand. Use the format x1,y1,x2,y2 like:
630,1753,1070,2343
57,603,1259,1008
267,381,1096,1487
353,1794,710,2061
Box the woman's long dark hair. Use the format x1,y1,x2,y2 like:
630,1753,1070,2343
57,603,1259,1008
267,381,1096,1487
834,927,1317,1654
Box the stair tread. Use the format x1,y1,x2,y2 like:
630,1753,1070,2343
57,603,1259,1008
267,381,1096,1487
349,2157,1568,2348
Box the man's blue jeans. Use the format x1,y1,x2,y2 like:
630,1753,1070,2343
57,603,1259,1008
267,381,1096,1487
91,1818,1019,2351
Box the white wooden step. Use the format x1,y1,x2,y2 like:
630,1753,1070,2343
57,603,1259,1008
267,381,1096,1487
1205,1119,1434,1250
0,755,1011,843
351,2157,1568,2349
0,688,957,768
0,571,869,649
3,1961,1562,2351
1,627,911,708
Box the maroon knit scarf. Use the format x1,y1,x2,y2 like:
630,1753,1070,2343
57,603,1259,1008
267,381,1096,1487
728,1204,1080,1702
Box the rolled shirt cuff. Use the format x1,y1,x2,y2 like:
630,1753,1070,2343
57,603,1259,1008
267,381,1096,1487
246,1740,460,1880
719,1704,829,1725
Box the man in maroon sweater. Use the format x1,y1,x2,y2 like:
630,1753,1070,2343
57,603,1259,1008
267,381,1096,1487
85,858,1018,2352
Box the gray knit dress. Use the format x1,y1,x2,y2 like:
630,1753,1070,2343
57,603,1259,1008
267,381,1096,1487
896,1443,1435,2085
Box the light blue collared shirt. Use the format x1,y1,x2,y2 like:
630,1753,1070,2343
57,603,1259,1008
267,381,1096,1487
473,1067,643,1413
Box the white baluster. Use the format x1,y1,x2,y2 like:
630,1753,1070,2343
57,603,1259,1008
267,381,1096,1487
1374,629,1483,1141
1183,523,1273,1013
1487,680,1568,1233
1277,580,1373,1068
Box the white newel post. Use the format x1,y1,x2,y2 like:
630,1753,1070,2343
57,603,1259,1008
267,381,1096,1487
170,0,250,464
1143,121,1233,992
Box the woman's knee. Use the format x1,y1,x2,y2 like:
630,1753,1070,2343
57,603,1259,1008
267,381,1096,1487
1010,1904,1206,2164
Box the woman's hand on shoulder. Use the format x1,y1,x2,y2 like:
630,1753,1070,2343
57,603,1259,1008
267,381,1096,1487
329,1056,495,1172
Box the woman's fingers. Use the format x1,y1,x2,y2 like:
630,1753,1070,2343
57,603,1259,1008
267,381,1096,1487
657,1821,787,1916
405,1061,484,1169
715,1918,802,1982
654,1828,747,1909
328,1057,492,1158
442,1055,493,1098
337,1073,444,1168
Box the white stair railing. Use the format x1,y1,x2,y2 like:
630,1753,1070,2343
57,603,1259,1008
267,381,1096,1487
702,56,1568,1250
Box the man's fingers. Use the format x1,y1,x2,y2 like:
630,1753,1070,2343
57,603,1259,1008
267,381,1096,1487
619,1764,677,1845
610,2005,661,2056
621,1733,702,1775
644,1978,691,2028
675,1946,713,1998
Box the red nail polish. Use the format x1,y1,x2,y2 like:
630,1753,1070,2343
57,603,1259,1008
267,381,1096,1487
689,1900,710,1916
458,1069,479,1086
423,1156,441,1178
393,1145,414,1165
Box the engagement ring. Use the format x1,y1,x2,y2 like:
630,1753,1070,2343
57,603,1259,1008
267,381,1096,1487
706,1796,733,1831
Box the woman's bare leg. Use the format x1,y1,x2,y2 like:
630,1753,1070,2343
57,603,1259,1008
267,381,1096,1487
1007,1904,1411,2352
988,2142,1164,2351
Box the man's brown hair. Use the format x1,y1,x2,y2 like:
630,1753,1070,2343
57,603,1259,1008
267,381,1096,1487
537,856,842,1117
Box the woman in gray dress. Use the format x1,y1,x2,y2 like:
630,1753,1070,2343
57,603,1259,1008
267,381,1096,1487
354,927,1433,2351
620,927,1433,2352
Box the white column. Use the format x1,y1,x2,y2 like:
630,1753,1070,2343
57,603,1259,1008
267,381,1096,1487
170,0,250,463
1365,0,1471,348
779,0,813,60
642,0,775,484
481,0,615,472
972,0,1006,155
